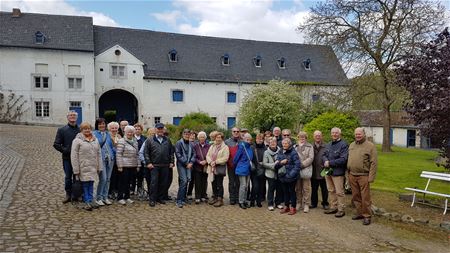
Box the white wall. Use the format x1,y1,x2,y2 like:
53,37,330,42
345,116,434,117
0,47,95,125
363,126,384,144
363,126,421,148
392,128,408,147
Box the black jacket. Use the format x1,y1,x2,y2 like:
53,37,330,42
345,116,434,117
53,123,80,160
322,139,349,176
144,135,174,166
252,143,266,177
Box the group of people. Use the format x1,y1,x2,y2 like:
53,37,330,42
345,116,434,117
54,111,377,225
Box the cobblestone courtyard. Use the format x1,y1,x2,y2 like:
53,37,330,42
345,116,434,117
0,124,449,252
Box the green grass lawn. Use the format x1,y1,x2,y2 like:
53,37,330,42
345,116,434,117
371,145,450,194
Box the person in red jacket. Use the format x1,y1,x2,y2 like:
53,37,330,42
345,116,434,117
225,127,241,205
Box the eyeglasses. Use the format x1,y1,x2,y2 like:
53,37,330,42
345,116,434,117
232,131,239,133
283,134,290,137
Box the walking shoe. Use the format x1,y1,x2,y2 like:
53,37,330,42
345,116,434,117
310,205,317,209
268,206,274,211
157,199,166,204
208,198,218,205
214,197,223,207
239,203,247,209
201,198,207,203
187,195,193,200
130,191,135,196
90,202,99,209
249,201,255,207
62,195,71,204
256,202,262,208
335,211,345,218
176,202,183,208
324,209,338,214
277,204,284,209
363,218,371,225
288,207,297,215
96,200,105,206
280,206,290,214
83,203,93,211
104,199,112,205
323,204,330,210
229,200,236,205
352,214,364,220
118,199,126,205
126,199,134,204
149,201,156,207
195,199,201,204
303,205,309,213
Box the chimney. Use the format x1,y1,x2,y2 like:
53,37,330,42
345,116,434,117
12,8,21,18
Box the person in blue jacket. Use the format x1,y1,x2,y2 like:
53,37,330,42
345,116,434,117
275,138,301,215
233,133,253,209
175,129,196,208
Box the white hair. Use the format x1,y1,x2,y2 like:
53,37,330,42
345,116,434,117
355,127,366,135
197,131,207,138
273,127,281,132
313,130,322,136
107,121,119,130
243,133,252,140
124,125,135,133
331,127,342,134
282,138,292,145
67,110,78,117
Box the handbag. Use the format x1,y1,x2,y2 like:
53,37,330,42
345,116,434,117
71,179,83,200
214,164,227,176
300,166,312,179
278,166,287,177
242,143,256,172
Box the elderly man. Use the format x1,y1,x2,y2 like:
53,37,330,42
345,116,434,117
322,127,349,217
273,127,282,143
225,127,241,205
348,127,377,225
175,129,196,208
118,120,129,137
310,130,329,210
53,111,80,203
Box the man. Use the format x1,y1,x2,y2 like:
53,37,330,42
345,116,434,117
310,130,329,210
53,111,80,203
175,129,196,208
347,127,377,225
322,127,348,218
225,127,241,205
278,129,295,148
118,120,128,137
273,127,282,144
143,123,174,207
240,128,249,139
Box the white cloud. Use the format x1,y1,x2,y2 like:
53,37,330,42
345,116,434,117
0,0,119,27
151,0,309,43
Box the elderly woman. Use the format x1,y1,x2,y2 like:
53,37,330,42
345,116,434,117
275,138,301,215
71,122,102,211
295,131,314,213
233,133,253,209
193,131,210,204
108,121,121,199
206,132,229,207
175,129,196,208
130,123,147,199
93,118,115,206
250,133,266,208
116,125,141,205
262,137,281,211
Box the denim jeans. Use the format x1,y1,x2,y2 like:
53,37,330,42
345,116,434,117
238,176,250,204
176,165,192,204
62,159,75,197
96,158,114,201
267,178,276,206
82,181,94,203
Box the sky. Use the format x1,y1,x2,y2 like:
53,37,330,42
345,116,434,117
1,0,449,44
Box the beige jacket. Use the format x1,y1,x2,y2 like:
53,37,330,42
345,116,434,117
71,133,102,182
347,139,377,182
116,138,141,168
296,142,314,171
206,143,230,174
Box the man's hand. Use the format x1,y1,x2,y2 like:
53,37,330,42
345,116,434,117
280,159,288,165
187,163,193,169
200,160,207,166
147,163,154,170
169,163,174,168
118,167,123,172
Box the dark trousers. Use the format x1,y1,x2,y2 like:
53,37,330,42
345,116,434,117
261,177,267,201
187,171,195,197
227,167,239,202
282,181,297,208
162,167,173,199
194,170,208,199
62,159,75,197
136,163,145,190
129,169,137,192
267,178,276,206
150,166,169,202
143,166,152,195
118,167,136,200
250,174,265,204
212,174,224,198
109,163,119,196
311,178,329,207
275,179,284,205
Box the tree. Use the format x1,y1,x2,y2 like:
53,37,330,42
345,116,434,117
396,28,450,169
303,112,360,143
238,80,302,131
298,0,445,152
0,88,28,123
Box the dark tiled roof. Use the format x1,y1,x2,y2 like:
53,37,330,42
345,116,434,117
94,26,348,85
356,110,416,128
0,11,94,52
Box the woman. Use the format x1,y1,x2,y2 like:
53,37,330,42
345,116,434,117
250,133,266,207
295,131,314,213
233,133,253,209
264,130,273,147
206,132,229,207
108,121,121,199
193,131,210,204
116,125,141,205
275,138,301,215
262,137,280,211
71,122,102,211
131,123,147,200
186,130,198,200
175,129,196,208
93,118,115,206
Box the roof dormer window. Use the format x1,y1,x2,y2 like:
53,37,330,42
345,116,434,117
221,53,230,66
253,55,262,68
168,49,178,62
35,31,45,44
277,57,286,69
303,58,311,70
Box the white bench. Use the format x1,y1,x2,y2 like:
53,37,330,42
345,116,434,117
405,171,450,215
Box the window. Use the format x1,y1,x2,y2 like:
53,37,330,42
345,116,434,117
154,117,161,124
211,117,217,123
172,90,184,102
35,101,50,117
35,31,45,44
111,65,126,78
68,77,82,89
277,57,286,69
69,101,82,107
173,117,183,126
222,53,230,66
227,117,236,129
34,76,49,89
168,49,178,62
253,55,262,67
312,94,320,102
303,58,311,70
227,91,237,103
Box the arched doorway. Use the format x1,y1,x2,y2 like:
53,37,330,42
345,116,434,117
98,89,138,124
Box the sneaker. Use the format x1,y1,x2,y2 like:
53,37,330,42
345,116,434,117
62,195,71,204
126,199,134,204
90,202,99,209
335,211,345,218
288,207,297,215
157,199,166,204
104,199,112,205
149,201,156,207
201,198,207,203
277,204,284,209
324,209,338,214
363,218,371,225
303,205,309,213
176,202,183,208
323,204,330,210
118,199,126,205
195,199,201,204
280,207,290,214
352,214,364,220
268,206,275,211
83,203,93,211
96,200,105,206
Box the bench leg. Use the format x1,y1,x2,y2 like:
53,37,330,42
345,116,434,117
444,199,448,215
411,192,416,207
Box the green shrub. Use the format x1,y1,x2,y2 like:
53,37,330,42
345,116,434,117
303,112,360,143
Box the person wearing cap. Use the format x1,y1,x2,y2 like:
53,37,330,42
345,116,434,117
175,129,196,208
143,123,175,207
225,127,241,205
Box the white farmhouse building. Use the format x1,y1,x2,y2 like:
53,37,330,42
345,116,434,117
1,9,348,129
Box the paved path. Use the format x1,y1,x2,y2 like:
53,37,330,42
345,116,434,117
0,124,448,252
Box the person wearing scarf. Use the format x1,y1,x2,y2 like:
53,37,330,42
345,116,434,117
206,132,230,207
262,137,281,211
193,131,211,204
